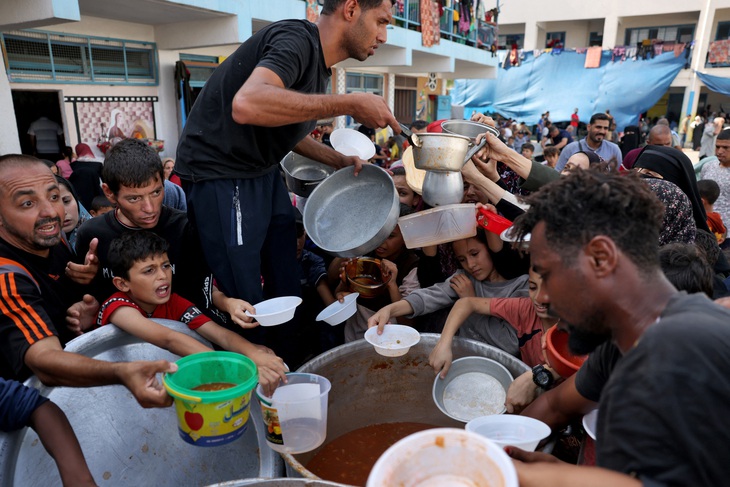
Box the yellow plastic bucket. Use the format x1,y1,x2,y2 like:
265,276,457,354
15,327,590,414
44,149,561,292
163,351,258,447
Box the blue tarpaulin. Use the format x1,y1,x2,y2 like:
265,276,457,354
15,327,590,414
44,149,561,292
697,71,730,97
451,50,687,131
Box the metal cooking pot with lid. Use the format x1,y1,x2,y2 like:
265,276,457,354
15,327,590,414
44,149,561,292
303,165,399,258
280,152,336,198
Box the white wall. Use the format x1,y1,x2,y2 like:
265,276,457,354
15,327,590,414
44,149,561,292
0,63,21,155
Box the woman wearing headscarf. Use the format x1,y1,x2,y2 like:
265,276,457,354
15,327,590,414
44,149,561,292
634,145,730,277
55,176,92,250
633,145,709,233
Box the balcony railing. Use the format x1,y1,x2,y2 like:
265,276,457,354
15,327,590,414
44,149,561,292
393,0,496,48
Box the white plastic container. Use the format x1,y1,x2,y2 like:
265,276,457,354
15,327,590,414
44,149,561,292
256,373,331,454
330,128,376,160
364,324,420,357
245,296,302,326
398,204,477,249
315,293,359,325
366,428,518,487
466,415,551,452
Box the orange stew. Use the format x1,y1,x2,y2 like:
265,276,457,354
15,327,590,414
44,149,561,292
307,422,438,486
192,382,236,392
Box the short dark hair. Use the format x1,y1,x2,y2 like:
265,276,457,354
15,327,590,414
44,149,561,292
589,113,610,125
543,146,560,158
521,143,535,152
658,243,714,297
390,166,406,176
108,231,169,280
697,179,721,204
91,195,113,212
410,120,429,131
321,0,391,15
513,170,666,274
694,228,721,268
102,139,164,195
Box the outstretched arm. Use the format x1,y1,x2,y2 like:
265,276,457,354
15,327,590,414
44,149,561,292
107,306,211,357
30,401,97,487
232,67,398,131
430,297,491,378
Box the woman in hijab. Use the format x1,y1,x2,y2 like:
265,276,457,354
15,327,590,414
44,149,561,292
633,145,709,233
55,176,91,250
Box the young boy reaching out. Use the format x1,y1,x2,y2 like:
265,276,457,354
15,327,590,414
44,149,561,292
97,231,288,394
429,268,562,413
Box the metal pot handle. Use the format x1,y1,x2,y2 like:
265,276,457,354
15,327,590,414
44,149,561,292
463,136,488,164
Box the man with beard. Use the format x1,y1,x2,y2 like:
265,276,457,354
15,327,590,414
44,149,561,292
175,0,398,365
555,113,622,172
507,170,730,486
0,154,175,408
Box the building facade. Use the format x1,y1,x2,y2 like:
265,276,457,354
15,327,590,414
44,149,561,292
0,0,499,158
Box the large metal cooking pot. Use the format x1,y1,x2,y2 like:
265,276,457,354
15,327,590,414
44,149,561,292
303,165,399,258
280,334,529,482
0,320,283,486
280,152,336,198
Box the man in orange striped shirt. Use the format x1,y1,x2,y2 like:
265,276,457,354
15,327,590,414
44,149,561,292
0,154,174,408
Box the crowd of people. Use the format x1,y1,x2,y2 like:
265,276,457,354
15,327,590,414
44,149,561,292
3,0,730,485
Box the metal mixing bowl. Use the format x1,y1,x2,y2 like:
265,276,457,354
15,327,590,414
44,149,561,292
280,152,336,198
422,171,464,207
441,120,500,141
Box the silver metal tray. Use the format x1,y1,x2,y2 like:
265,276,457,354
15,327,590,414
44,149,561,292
0,320,283,486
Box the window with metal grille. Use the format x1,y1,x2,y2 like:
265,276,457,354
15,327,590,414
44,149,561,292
1,29,157,85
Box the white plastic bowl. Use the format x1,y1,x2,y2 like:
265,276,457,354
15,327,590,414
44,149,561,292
582,409,598,441
315,293,359,326
245,296,302,326
364,324,420,357
366,428,518,487
398,203,477,249
330,128,376,160
466,415,551,452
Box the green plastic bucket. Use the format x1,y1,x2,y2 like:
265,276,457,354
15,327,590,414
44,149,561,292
163,351,258,447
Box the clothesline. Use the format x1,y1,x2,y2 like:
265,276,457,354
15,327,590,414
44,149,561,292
498,42,689,69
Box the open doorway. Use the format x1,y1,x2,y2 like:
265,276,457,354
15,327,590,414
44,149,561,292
11,90,65,157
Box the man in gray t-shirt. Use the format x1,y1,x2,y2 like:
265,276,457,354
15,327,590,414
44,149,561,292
27,116,64,159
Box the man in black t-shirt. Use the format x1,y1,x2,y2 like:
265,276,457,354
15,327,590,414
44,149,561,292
508,170,730,486
0,154,173,408
174,1,399,363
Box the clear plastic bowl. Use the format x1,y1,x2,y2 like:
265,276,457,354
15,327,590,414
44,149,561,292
245,296,302,326
466,414,551,452
315,293,359,326
398,203,477,249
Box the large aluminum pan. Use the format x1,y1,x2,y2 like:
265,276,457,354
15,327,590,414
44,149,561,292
441,120,500,142
0,320,283,486
303,165,399,258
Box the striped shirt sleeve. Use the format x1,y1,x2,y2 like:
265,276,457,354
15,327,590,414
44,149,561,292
0,272,56,377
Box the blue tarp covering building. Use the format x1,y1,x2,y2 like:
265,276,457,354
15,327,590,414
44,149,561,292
696,71,730,97
451,50,687,131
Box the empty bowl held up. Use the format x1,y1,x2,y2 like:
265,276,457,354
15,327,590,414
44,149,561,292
364,324,420,357
545,326,588,378
466,415,552,452
441,119,500,142
366,428,518,487
316,292,359,326
330,128,376,160
433,356,513,423
280,152,335,198
344,257,391,298
245,296,303,326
